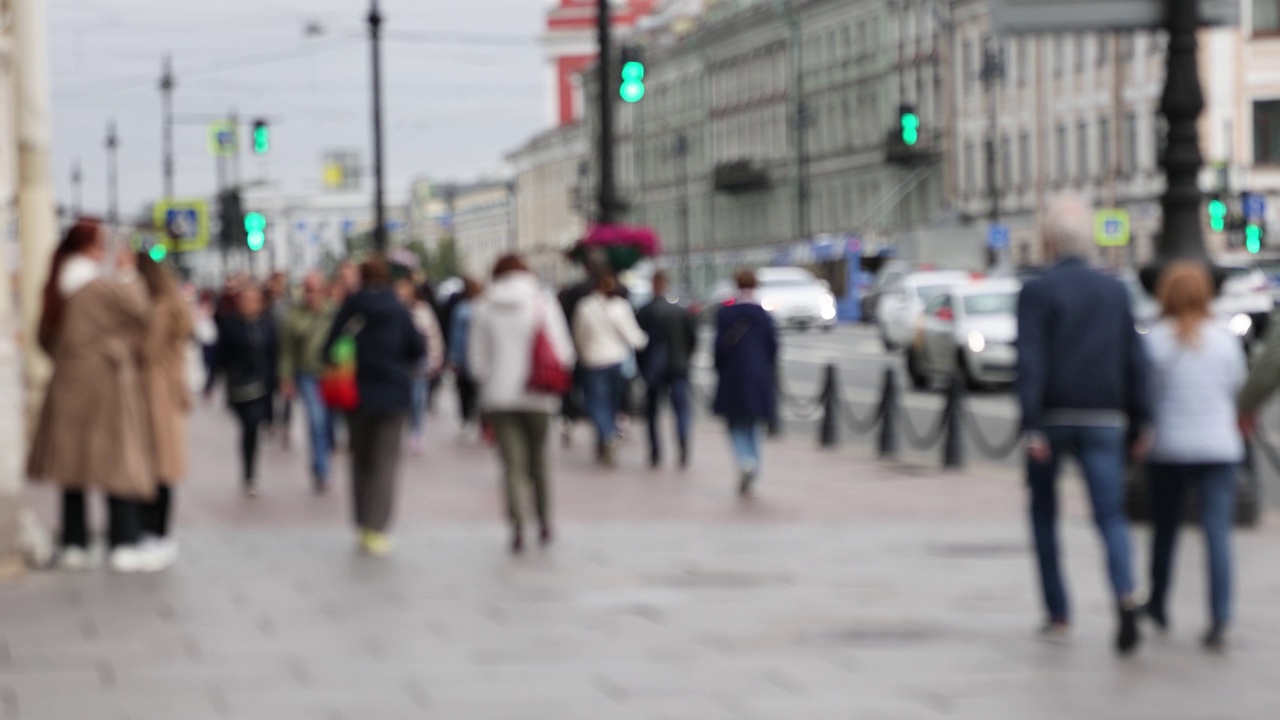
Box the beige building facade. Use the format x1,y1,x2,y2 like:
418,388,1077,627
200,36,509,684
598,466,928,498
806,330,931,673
508,123,589,283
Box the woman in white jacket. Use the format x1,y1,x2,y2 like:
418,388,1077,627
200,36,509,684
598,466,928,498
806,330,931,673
571,274,648,466
469,255,576,553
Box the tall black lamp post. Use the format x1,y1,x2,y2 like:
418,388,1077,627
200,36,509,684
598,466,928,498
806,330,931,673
368,0,388,252
1156,0,1206,262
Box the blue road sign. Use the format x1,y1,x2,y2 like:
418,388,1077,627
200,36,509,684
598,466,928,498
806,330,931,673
1244,193,1267,221
988,224,1011,251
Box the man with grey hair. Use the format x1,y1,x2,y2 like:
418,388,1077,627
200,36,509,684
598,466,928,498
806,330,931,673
1015,194,1151,655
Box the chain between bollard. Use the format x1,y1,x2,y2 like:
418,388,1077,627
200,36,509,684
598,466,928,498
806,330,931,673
896,394,949,451
960,404,1023,459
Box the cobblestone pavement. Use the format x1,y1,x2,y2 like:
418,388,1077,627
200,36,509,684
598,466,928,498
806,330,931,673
5,402,1280,719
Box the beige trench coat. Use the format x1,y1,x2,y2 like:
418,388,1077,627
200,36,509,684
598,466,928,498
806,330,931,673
27,277,155,500
142,293,192,485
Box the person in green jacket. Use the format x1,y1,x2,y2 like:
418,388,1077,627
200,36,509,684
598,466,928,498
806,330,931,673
279,272,337,493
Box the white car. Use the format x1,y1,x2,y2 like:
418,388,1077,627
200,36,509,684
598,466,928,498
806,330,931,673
1215,263,1273,346
907,279,1021,390
875,270,975,350
755,267,838,331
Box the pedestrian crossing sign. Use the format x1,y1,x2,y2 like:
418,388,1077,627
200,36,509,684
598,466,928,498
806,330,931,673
1094,209,1131,247
153,199,211,253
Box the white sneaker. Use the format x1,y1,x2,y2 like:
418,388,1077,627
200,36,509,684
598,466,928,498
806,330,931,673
108,545,169,574
141,536,180,568
55,546,99,572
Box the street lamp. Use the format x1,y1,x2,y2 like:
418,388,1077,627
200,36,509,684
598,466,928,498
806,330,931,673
368,0,388,252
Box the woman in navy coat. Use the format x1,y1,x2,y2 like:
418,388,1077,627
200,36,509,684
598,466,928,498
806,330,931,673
713,269,779,497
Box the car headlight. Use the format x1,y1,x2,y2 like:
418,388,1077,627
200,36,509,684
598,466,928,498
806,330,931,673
967,331,986,354
1229,313,1253,338
820,306,837,320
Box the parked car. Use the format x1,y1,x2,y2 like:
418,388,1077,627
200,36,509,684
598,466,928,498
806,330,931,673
875,270,975,350
906,279,1021,390
754,267,838,331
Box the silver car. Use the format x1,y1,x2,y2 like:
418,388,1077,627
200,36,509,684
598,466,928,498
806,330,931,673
755,267,838,331
907,279,1021,390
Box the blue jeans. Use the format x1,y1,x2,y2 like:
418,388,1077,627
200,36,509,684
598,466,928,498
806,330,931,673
296,375,333,484
410,378,429,435
646,376,692,461
582,365,624,448
1027,425,1135,622
727,420,761,474
1146,462,1236,627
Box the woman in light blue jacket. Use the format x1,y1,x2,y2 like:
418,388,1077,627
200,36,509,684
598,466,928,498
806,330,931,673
1142,261,1247,652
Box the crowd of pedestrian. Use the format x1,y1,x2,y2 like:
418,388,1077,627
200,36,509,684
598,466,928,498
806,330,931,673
28,198,1280,660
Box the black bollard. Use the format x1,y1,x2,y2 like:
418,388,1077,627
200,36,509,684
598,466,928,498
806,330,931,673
819,364,840,449
942,372,965,470
878,367,899,459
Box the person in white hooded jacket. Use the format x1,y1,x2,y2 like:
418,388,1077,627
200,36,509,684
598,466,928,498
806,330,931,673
468,254,576,553
571,274,648,466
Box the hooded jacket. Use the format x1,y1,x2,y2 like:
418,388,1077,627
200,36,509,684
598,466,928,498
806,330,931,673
325,287,425,414
469,271,576,414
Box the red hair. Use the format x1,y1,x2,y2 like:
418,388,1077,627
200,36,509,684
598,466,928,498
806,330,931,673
38,219,105,353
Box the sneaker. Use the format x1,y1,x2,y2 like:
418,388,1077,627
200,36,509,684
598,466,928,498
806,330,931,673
1038,620,1071,643
678,442,689,470
1139,603,1169,633
360,531,394,558
1117,605,1142,655
55,546,99,572
108,545,167,574
738,470,757,498
141,537,180,568
244,484,260,499
1203,625,1227,654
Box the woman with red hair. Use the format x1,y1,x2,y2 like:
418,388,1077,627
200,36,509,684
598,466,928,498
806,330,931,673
27,219,165,573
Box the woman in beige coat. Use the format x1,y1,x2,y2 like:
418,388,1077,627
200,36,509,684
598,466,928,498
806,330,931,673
137,256,193,565
27,219,164,574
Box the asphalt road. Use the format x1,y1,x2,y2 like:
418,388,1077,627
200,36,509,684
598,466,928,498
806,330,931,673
691,323,1280,510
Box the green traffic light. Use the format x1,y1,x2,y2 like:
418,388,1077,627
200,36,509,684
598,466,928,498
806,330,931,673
620,61,645,103
901,112,921,146
244,211,266,252
1246,224,1263,254
1208,198,1227,233
148,244,167,263
253,125,270,154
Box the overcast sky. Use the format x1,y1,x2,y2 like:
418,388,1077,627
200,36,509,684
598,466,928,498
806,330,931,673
48,0,547,217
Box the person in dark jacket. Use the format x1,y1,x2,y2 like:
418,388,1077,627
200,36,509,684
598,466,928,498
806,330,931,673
637,271,699,468
1015,194,1152,655
325,256,425,557
713,269,779,497
207,285,279,497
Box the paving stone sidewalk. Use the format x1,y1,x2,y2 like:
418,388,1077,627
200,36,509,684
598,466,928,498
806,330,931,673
5,403,1280,720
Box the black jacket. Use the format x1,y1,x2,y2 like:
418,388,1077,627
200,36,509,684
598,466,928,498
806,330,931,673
325,288,425,415
211,314,278,406
637,296,699,382
1015,258,1151,434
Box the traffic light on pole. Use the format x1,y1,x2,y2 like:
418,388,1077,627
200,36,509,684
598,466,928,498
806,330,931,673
1246,222,1265,254
899,104,920,147
619,46,645,104
252,119,270,155
1207,195,1227,233
244,212,266,252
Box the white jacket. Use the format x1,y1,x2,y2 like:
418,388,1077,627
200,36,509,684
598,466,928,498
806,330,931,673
572,292,648,369
468,272,576,414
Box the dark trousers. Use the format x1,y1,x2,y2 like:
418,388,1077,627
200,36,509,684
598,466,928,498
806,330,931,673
233,398,269,486
646,375,692,463
489,412,551,531
349,411,406,533
138,486,174,539
1027,425,1135,622
61,490,140,550
456,372,480,424
1147,462,1236,627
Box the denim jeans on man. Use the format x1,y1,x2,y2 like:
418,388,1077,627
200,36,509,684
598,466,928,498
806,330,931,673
646,376,691,462
582,364,624,449
1027,425,1136,622
296,374,333,484
1146,462,1236,627
410,378,429,436
727,420,762,474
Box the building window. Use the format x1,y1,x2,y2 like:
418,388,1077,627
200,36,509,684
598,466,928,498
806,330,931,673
1056,124,1068,183
1017,36,1028,87
1124,112,1139,174
1119,33,1135,61
1054,34,1065,77
1074,33,1085,72
1097,33,1109,66
1019,131,1032,186
1257,1,1280,33
963,39,974,95
1077,122,1089,181
1099,116,1112,176
1255,101,1280,164
964,141,976,194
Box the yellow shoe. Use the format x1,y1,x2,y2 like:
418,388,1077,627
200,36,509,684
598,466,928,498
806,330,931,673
361,531,393,558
